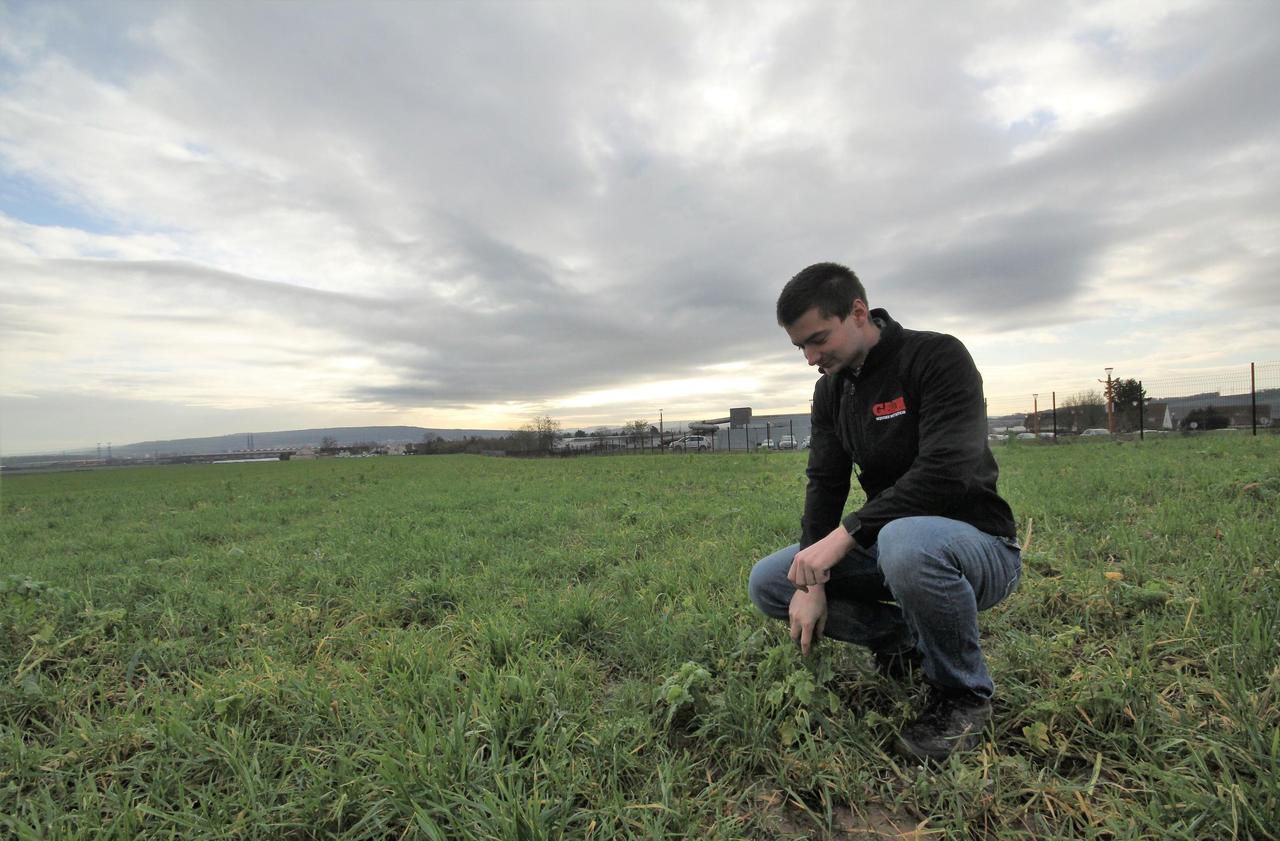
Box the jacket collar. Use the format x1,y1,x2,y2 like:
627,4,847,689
837,308,901,384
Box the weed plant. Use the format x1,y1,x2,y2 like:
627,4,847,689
2,435,1277,838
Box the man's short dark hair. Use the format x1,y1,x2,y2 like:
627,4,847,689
776,262,868,326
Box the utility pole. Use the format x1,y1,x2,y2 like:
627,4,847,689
1099,368,1116,434
1032,394,1039,435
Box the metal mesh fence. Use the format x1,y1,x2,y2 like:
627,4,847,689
985,361,1278,436
550,361,1278,455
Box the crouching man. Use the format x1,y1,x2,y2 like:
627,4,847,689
748,262,1021,761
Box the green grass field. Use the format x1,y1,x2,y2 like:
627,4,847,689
3,435,1278,839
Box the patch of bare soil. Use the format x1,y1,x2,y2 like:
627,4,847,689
787,804,935,840
754,790,933,840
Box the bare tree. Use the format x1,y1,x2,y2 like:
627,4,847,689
625,419,649,447
520,415,561,453
1061,390,1107,432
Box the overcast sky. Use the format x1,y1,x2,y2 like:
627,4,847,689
2,0,1277,453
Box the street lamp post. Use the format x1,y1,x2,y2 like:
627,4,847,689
1100,368,1116,434
1032,393,1039,435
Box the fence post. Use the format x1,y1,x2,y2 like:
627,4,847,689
1138,380,1144,441
1252,362,1258,436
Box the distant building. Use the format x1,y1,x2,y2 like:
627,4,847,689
1143,402,1174,430
1224,404,1272,428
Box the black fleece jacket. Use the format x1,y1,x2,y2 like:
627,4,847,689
800,309,1016,550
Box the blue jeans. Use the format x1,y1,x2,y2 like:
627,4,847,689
748,516,1021,699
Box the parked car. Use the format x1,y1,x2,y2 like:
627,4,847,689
757,439,778,450
799,435,811,450
1081,428,1111,437
778,435,798,450
669,435,710,452
1016,432,1039,440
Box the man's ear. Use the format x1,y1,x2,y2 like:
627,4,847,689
849,298,869,324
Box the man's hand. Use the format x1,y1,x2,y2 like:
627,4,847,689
787,526,855,592
789,586,827,655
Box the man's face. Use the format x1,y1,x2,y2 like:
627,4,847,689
784,304,867,375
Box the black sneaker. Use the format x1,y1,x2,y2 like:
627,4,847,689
873,647,923,680
895,687,992,761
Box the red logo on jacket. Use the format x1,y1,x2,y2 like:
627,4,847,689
872,396,907,418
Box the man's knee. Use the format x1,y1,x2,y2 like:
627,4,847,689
748,548,794,619
747,558,777,612
877,517,947,597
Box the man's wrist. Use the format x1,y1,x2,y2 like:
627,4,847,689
827,524,856,553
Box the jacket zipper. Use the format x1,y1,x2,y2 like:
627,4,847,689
839,375,861,464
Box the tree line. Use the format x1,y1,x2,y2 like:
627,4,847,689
410,416,662,456
1025,378,1248,432
1027,379,1147,433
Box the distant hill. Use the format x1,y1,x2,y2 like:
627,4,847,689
114,426,511,457
987,413,1028,430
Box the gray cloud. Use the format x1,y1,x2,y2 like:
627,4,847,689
2,1,1279,450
